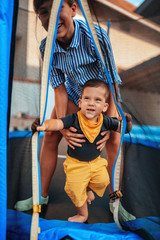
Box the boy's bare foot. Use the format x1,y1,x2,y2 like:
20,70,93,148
68,214,88,223
70,200,88,223
87,190,95,204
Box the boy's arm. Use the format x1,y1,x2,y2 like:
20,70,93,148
37,119,64,132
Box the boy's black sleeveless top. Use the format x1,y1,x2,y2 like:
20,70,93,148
61,113,118,161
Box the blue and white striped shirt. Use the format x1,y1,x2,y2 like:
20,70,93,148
40,19,122,106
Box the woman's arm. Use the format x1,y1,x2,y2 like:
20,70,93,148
54,83,68,118
107,82,119,118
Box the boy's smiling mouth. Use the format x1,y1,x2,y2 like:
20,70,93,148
87,108,95,112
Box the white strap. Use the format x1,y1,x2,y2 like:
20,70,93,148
40,0,62,123
30,1,62,239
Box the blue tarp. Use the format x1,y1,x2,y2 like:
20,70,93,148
9,124,160,150
7,210,144,240
7,210,160,240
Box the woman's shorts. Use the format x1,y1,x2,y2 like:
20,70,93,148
63,155,110,207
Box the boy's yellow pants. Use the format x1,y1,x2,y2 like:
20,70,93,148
63,155,110,207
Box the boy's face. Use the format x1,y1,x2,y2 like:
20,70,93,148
79,86,109,123
38,0,76,46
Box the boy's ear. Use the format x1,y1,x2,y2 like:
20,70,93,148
79,98,82,108
102,103,109,113
71,3,77,17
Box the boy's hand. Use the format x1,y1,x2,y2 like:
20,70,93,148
31,118,40,132
37,123,47,132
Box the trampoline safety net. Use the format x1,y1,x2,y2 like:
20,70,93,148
0,0,160,239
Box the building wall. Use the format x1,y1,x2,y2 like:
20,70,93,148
11,0,160,126
14,0,46,80
14,1,160,80
109,27,160,70
11,0,46,120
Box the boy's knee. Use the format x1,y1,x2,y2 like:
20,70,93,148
100,170,110,188
98,180,109,190
89,180,109,197
101,175,110,188
90,175,110,193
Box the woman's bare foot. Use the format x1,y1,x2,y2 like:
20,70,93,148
68,214,88,223
87,190,95,204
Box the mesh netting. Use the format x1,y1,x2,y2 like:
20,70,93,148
1,0,160,239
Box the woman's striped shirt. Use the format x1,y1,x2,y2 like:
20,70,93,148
40,19,122,106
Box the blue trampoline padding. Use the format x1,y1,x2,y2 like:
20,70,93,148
7,210,145,240
9,124,160,150
121,217,160,240
124,125,160,149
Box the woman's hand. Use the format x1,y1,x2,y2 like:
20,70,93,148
31,118,40,132
124,112,132,133
118,112,132,133
96,130,111,151
61,127,85,149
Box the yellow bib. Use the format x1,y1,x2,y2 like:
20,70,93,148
77,110,103,143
